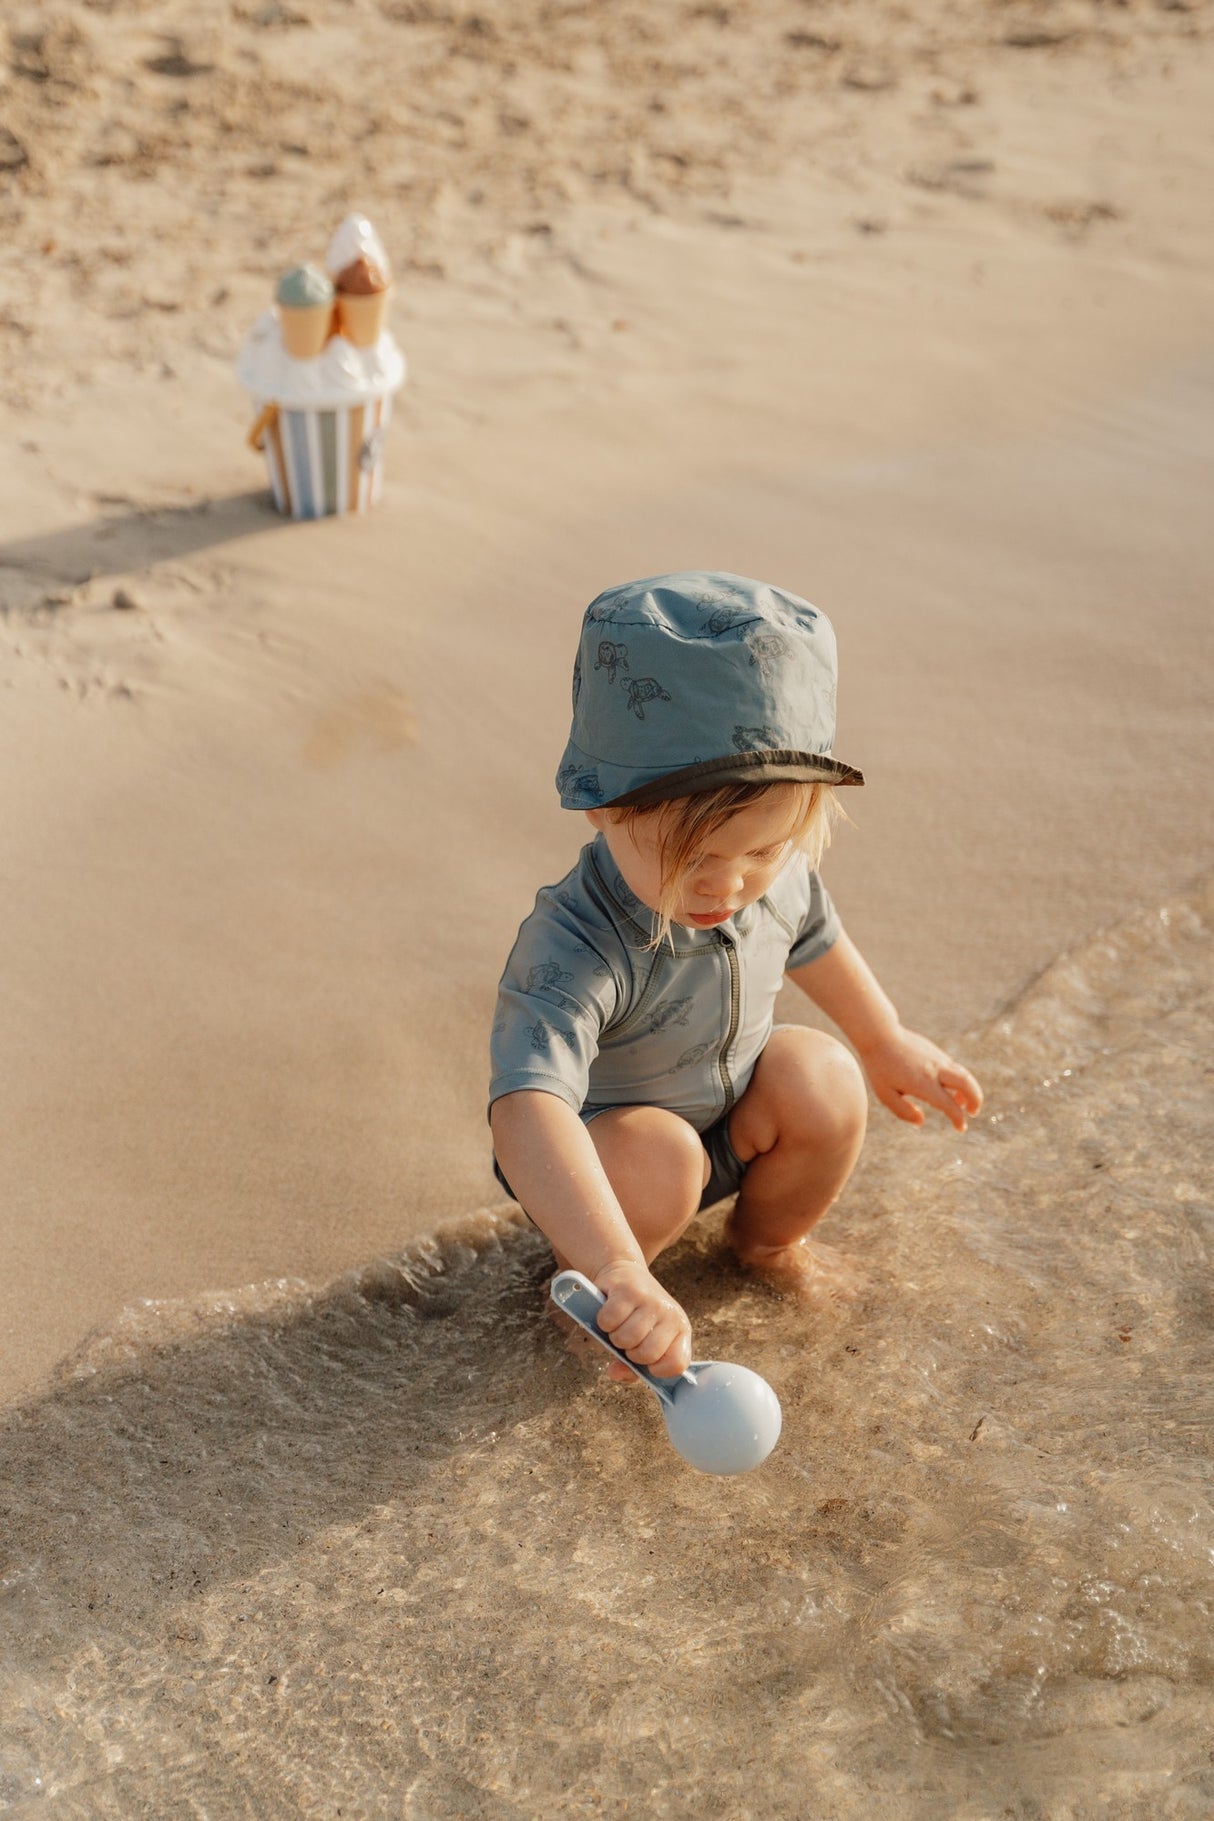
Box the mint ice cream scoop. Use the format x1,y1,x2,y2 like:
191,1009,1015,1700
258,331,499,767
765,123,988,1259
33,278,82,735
276,263,334,308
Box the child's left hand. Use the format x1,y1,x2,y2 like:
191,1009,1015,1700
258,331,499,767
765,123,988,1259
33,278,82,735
858,1025,983,1132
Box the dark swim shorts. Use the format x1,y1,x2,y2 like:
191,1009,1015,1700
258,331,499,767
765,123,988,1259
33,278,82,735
492,1107,747,1223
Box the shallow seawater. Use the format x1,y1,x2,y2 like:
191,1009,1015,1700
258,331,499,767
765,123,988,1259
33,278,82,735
2,883,1211,1820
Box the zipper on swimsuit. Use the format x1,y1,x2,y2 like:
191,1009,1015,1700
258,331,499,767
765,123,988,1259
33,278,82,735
716,928,741,1113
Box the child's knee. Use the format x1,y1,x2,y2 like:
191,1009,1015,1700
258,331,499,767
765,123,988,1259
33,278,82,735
642,1106,710,1193
820,1042,868,1150
591,1104,708,1201
770,1028,868,1150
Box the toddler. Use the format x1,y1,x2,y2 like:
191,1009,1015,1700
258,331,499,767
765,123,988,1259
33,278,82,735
489,572,981,1381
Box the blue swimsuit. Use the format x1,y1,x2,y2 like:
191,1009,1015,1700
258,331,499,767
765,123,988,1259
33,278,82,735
489,834,840,1166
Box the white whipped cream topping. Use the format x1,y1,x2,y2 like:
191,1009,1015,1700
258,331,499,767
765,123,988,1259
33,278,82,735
236,309,406,409
324,214,390,281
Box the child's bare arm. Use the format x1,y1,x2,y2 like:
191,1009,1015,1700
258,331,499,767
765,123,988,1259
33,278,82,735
490,1090,692,1376
787,932,983,1131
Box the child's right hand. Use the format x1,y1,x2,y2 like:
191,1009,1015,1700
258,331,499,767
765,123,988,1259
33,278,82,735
594,1260,692,1381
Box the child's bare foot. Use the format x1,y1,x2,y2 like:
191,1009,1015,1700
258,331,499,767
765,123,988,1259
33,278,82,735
724,1216,868,1305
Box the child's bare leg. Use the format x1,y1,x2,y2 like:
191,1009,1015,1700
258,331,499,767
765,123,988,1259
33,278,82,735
550,1105,709,1379
724,1027,868,1300
585,1105,710,1263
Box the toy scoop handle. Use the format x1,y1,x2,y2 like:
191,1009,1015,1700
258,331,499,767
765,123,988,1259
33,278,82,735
550,1270,684,1406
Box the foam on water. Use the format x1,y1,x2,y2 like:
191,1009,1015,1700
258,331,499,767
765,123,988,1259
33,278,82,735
2,882,1211,1818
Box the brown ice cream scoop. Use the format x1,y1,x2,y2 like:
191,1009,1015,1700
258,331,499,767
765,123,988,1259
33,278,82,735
336,254,388,296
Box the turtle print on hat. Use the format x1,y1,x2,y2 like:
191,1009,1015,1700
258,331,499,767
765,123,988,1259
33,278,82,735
556,763,605,804
746,629,791,678
625,677,672,721
733,725,782,752
554,571,861,811
703,606,755,638
594,639,630,686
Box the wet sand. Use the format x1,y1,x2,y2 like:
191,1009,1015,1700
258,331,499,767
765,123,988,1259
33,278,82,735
2,882,1211,1814
2,0,1213,1810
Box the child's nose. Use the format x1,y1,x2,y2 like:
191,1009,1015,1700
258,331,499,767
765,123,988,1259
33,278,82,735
696,863,746,901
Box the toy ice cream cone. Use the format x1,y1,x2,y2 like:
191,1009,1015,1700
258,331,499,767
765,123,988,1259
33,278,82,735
326,215,392,349
336,278,391,348
276,263,335,360
279,303,332,359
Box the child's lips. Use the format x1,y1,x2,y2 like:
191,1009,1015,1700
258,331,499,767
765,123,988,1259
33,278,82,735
686,908,735,927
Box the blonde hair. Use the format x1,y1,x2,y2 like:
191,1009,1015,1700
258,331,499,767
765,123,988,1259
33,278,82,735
609,779,841,951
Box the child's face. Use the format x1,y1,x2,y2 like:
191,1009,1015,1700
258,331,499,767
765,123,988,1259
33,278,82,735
586,794,803,930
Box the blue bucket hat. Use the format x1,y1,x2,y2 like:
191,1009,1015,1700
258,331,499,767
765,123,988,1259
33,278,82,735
556,571,864,810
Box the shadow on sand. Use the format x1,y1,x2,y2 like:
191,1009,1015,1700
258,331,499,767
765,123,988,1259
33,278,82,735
0,490,289,605
0,1215,564,1675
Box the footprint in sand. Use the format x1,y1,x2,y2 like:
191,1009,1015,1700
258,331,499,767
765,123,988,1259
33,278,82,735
303,684,417,767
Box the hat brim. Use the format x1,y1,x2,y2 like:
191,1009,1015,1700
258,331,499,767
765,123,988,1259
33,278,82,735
603,749,864,809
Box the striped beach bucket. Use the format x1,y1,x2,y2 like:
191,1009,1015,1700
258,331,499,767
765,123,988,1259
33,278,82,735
247,394,394,520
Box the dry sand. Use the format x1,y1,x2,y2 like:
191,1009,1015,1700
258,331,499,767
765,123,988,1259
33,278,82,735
2,3,1211,1399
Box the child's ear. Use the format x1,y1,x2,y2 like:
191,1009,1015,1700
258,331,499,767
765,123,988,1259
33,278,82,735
584,809,608,832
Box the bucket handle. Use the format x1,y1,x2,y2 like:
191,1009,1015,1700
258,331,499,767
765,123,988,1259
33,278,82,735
247,402,279,452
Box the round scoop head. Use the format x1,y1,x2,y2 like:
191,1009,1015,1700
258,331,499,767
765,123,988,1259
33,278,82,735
663,1362,782,1475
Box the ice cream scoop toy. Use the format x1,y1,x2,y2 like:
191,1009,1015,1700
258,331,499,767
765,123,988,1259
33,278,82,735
550,1270,783,1476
